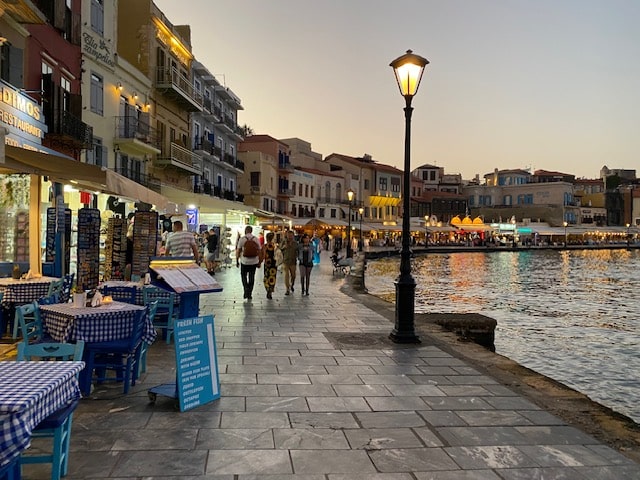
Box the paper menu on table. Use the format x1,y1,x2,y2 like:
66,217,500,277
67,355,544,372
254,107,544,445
154,268,197,292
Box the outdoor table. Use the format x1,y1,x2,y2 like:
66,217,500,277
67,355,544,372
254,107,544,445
99,281,179,307
39,301,157,345
0,277,59,306
0,361,84,472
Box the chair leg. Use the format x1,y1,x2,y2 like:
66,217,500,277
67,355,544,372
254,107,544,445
60,415,74,477
11,314,19,339
51,422,64,480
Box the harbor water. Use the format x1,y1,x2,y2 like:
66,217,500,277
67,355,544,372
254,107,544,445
365,248,640,424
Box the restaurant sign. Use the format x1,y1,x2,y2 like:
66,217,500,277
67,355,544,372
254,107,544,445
0,79,48,152
174,315,220,412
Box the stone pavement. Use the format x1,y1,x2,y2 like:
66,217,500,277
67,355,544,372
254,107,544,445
22,252,640,479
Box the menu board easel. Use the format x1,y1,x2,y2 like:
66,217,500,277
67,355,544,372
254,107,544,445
149,257,222,319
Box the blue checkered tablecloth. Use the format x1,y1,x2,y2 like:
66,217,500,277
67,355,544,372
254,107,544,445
39,302,157,345
98,281,180,306
0,277,59,305
0,361,84,468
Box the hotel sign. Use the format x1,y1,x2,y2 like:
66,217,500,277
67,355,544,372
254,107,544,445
0,79,48,153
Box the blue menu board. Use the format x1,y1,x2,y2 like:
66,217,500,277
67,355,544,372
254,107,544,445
174,315,220,411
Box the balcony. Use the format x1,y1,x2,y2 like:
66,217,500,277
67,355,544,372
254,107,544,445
278,161,294,172
155,142,203,175
214,114,233,134
155,66,203,112
45,109,93,150
235,159,245,172
201,98,219,121
114,116,161,156
278,187,295,197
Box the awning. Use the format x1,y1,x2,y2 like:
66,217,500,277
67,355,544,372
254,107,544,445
369,195,401,208
3,145,169,210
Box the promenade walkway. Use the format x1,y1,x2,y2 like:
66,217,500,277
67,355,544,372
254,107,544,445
23,252,640,479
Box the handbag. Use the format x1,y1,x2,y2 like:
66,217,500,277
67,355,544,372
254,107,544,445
275,247,284,266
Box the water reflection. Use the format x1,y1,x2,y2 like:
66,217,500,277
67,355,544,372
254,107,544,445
366,249,640,423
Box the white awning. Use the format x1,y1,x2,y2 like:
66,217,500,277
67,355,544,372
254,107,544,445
3,145,170,210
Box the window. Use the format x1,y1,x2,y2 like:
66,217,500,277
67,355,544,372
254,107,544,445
310,186,314,198
364,179,370,190
91,0,104,36
90,73,103,115
379,178,388,191
305,185,309,197
391,177,400,192
504,194,512,206
194,78,201,93
250,172,260,187
298,184,303,196
330,208,337,218
87,137,105,166
430,171,436,181
319,207,325,217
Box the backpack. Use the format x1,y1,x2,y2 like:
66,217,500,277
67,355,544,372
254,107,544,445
242,236,260,258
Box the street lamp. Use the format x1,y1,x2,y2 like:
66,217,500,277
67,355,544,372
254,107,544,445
511,217,516,249
389,49,428,344
346,188,354,258
563,221,568,247
358,207,364,252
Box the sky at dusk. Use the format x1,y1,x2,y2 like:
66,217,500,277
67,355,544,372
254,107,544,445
154,0,639,181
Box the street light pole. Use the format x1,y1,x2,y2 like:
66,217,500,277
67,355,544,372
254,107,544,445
389,50,428,344
358,207,364,252
346,189,354,258
563,221,568,247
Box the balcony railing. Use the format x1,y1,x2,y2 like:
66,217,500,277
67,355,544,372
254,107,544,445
193,181,243,202
114,168,162,192
114,116,161,153
47,109,93,149
278,187,295,197
278,161,294,172
156,142,203,174
155,66,203,111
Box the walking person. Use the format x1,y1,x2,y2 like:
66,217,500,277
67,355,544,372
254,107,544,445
280,230,299,295
165,220,200,262
236,226,262,300
298,233,314,296
205,228,219,274
261,231,278,299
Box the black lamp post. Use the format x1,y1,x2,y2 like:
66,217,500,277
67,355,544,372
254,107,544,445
389,49,428,344
358,207,364,252
346,188,354,258
563,221,568,247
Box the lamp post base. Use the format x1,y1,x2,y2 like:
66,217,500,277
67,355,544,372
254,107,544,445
390,276,421,344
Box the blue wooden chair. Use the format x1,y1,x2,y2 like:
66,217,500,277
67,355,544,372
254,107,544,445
0,455,20,480
46,278,64,297
137,300,158,377
101,285,136,304
13,302,49,343
16,340,85,480
82,307,148,395
143,287,177,344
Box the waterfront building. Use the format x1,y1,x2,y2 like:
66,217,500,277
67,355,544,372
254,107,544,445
117,0,200,200
237,135,283,215
323,153,401,230
464,168,579,227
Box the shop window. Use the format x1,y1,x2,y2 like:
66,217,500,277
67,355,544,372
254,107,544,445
1,43,23,88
